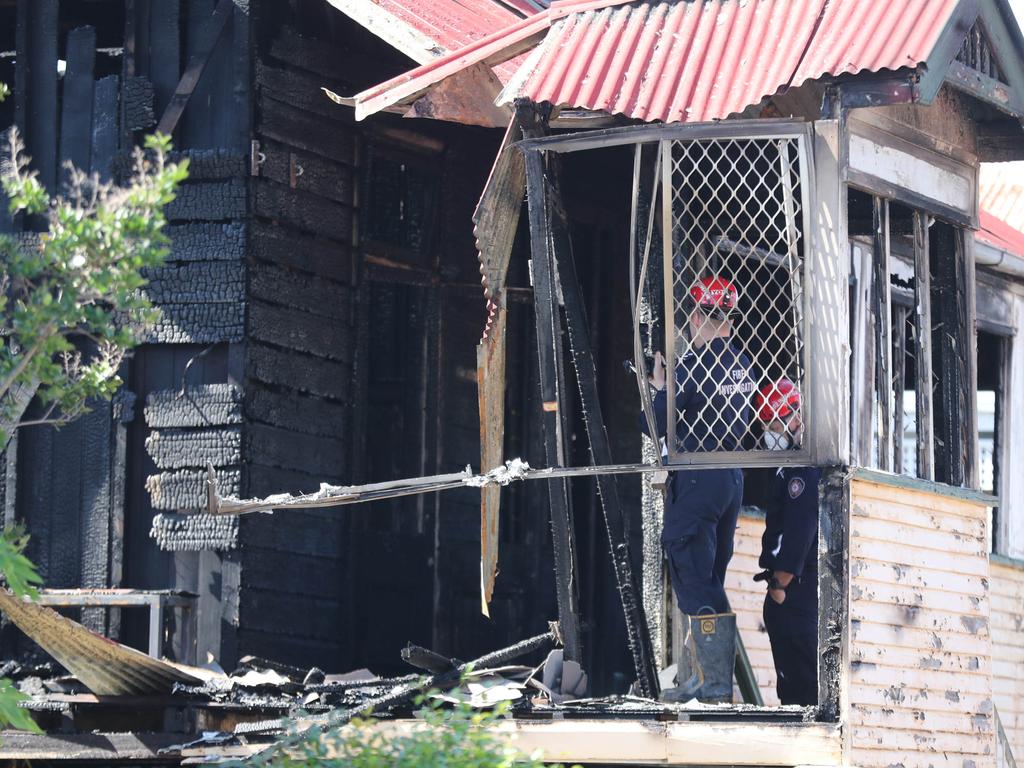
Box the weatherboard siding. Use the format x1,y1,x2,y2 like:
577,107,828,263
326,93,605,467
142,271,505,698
990,558,1024,760
849,478,994,768
724,511,780,707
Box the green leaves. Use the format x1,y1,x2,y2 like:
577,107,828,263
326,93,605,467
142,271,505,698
0,678,40,734
264,686,575,768
0,528,41,600
0,129,187,445
0,529,43,734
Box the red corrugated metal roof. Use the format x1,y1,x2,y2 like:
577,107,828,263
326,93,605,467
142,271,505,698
980,162,1024,232
355,0,966,123
325,0,547,82
979,209,1024,256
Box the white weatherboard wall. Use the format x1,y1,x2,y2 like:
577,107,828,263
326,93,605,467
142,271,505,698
991,558,1024,760
724,511,780,706
849,478,994,768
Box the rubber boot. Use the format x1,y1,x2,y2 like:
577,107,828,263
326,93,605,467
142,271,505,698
659,619,704,703
689,611,736,703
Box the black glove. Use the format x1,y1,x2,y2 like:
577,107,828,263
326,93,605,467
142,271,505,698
753,569,772,583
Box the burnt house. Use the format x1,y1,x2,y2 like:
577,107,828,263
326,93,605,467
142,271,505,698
1,0,1024,765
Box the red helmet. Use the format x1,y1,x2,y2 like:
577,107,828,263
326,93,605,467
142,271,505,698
688,276,738,315
755,378,801,423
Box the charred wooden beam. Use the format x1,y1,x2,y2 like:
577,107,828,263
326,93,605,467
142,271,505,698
871,197,894,472
401,643,461,674
930,223,971,487
548,173,659,697
520,102,583,665
59,27,97,184
913,212,935,481
156,0,235,136
817,467,849,722
16,0,59,195
337,630,558,723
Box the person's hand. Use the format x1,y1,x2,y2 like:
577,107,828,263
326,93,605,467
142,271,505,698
773,570,794,587
769,588,786,604
650,351,666,391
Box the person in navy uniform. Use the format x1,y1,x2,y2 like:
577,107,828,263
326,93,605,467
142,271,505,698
754,378,819,706
643,276,754,700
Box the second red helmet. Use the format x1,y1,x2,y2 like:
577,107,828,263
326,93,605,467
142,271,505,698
755,378,801,424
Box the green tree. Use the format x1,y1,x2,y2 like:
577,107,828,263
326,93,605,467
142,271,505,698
0,118,188,447
264,692,569,768
0,81,186,732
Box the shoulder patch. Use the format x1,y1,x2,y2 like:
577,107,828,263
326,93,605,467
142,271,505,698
788,477,805,499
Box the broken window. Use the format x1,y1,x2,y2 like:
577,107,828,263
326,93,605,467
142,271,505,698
976,329,1008,552
848,190,977,487
361,144,441,266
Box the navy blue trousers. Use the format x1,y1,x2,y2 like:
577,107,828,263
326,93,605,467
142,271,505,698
663,468,743,615
763,574,818,705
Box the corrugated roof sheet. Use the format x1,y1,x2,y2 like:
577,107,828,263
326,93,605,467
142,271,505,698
980,162,1024,231
979,208,1024,255
503,0,963,122
355,0,966,123
325,0,547,82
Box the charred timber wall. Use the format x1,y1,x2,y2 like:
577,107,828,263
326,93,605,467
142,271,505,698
238,19,358,668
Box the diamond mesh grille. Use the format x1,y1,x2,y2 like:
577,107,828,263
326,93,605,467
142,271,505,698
661,137,807,459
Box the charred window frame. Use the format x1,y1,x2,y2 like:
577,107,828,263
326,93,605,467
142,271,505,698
976,328,1010,553
359,141,442,268
848,189,978,488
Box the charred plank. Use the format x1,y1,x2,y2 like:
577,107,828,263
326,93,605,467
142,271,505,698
249,262,352,321
246,343,352,401
143,302,245,344
146,468,241,510
248,300,354,363
150,511,239,551
145,427,242,470
167,179,246,221
167,221,247,262
251,221,353,282
253,179,353,243
142,261,245,305
247,389,349,438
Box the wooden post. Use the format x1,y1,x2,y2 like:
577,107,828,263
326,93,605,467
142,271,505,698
817,467,849,722
548,186,659,697
912,211,935,481
16,0,59,195
59,27,97,185
931,221,969,487
871,197,893,471
520,104,583,664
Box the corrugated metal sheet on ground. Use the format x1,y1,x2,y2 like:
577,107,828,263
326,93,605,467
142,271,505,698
355,0,964,123
0,590,200,696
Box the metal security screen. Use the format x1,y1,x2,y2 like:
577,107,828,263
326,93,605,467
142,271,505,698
660,135,810,466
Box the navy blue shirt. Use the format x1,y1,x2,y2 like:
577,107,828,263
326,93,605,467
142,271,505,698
759,466,820,577
643,337,755,452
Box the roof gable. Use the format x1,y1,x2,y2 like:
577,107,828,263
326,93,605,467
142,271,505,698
938,0,1024,117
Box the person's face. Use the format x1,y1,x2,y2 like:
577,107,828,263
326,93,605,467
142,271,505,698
766,411,802,441
687,309,705,345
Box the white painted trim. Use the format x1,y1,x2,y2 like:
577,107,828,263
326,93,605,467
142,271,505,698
847,133,974,216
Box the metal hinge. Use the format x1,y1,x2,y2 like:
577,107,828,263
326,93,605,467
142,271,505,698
250,139,265,176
